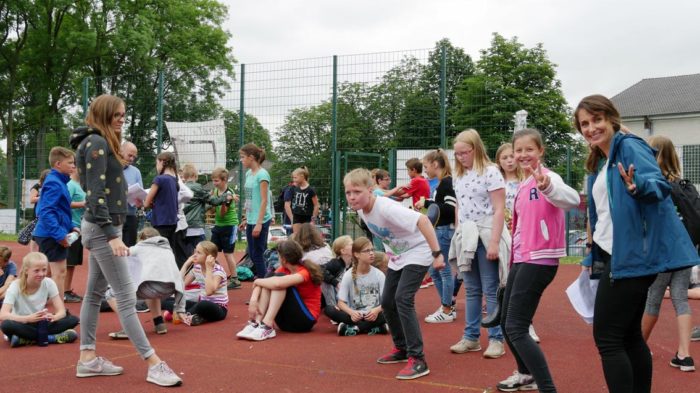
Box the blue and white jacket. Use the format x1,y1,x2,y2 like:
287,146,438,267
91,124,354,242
582,132,699,279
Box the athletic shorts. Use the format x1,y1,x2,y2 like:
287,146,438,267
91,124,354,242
34,236,67,262
274,286,317,333
67,236,83,266
211,225,237,254
292,214,312,225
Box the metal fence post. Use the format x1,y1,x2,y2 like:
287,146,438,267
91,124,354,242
331,55,339,239
156,71,164,154
14,153,23,233
238,64,245,228
440,45,447,148
82,77,89,117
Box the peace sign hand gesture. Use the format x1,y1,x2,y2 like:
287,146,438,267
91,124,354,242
525,162,550,191
616,162,637,194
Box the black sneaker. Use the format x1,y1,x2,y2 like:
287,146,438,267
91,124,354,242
227,276,242,290
337,322,359,336
367,324,388,335
395,357,430,380
135,300,150,313
64,290,83,303
670,353,695,372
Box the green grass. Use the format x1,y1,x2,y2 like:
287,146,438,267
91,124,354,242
561,256,583,265
0,233,17,241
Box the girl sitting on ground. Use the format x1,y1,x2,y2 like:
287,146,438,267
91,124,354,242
321,235,354,308
179,241,229,326
325,237,387,336
237,239,323,341
0,252,79,347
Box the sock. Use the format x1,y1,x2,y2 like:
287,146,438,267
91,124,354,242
153,316,164,325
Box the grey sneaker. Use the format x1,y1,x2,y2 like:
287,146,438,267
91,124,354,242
691,326,700,342
76,357,124,377
484,339,506,359
147,361,182,387
227,276,242,290
155,323,168,335
450,338,481,354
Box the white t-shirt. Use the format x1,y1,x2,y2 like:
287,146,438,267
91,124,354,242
592,162,613,254
303,245,334,266
358,196,432,270
337,266,385,313
4,278,58,316
454,165,505,223
504,180,520,212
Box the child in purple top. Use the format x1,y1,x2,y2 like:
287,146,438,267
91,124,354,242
145,152,180,253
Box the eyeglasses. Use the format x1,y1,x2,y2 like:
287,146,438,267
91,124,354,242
113,112,126,120
359,248,375,254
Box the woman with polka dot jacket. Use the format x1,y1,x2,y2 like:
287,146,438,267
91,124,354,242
69,94,182,386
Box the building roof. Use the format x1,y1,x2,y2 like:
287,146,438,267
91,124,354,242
611,73,700,117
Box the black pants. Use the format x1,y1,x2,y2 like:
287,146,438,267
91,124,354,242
382,264,429,359
122,215,138,247
501,262,558,393
275,287,316,332
1,315,80,340
186,300,227,323
593,260,656,393
324,305,386,333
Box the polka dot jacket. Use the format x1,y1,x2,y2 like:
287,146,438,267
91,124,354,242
70,126,127,239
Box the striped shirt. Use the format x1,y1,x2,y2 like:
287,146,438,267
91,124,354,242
192,263,229,308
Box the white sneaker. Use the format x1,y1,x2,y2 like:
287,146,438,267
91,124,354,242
483,339,506,359
247,324,277,341
529,324,540,343
424,308,456,323
236,320,259,339
146,361,182,387
496,370,538,391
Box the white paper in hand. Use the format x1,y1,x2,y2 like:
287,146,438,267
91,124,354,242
127,184,149,207
566,269,599,324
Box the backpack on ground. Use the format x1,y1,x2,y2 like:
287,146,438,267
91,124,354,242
670,179,700,247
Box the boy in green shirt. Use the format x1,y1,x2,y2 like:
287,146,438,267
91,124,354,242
210,167,241,289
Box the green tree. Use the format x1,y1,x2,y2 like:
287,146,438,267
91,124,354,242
452,33,583,180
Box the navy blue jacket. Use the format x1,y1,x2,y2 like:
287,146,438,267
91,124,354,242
33,169,74,242
583,132,699,279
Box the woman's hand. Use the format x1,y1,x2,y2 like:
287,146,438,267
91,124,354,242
108,238,130,257
432,254,445,270
617,162,637,194
252,223,262,238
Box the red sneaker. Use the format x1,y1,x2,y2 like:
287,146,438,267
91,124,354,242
396,357,430,380
376,348,408,364
420,277,434,289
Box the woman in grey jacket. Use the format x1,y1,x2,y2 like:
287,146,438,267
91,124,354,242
70,94,182,387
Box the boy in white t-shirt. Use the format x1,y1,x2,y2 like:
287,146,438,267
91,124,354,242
344,168,444,381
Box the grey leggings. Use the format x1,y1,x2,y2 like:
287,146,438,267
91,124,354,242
644,267,691,316
79,220,155,359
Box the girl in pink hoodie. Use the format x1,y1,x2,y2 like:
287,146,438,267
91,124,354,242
495,129,580,393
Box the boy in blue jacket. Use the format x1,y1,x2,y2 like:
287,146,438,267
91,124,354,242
33,147,79,297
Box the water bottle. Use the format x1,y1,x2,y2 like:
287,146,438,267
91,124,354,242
37,319,49,347
66,232,79,246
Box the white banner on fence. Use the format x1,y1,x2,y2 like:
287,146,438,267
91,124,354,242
165,119,226,174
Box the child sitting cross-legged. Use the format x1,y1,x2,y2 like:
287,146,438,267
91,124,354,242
179,241,229,326
0,252,79,347
237,239,323,341
325,237,387,336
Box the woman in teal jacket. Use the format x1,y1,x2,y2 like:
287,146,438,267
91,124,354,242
576,94,699,393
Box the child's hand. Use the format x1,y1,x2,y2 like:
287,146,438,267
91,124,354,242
349,310,363,323
233,193,240,203
205,255,216,270
414,199,425,209
364,308,379,322
181,314,193,326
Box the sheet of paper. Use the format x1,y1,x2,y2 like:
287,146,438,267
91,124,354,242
566,269,599,325
127,183,149,207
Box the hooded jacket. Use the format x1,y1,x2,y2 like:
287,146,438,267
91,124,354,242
33,169,74,242
128,236,185,313
70,127,127,240
582,132,700,279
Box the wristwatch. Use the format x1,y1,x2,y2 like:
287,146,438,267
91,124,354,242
431,250,441,258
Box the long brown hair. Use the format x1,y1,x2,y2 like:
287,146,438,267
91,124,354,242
85,94,127,166
648,135,682,182
239,143,266,164
423,149,452,179
574,95,621,173
350,237,372,294
293,223,325,252
276,240,323,285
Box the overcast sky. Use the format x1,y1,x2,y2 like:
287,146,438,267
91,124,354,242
221,0,700,107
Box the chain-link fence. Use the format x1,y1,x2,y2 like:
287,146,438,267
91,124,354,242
6,47,699,257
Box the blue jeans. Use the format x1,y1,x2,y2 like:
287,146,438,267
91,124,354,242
429,225,454,307
247,219,271,278
462,240,503,341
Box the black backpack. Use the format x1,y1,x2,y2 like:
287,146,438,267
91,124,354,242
273,185,290,213
670,179,700,247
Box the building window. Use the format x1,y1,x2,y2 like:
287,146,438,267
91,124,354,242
682,145,700,183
